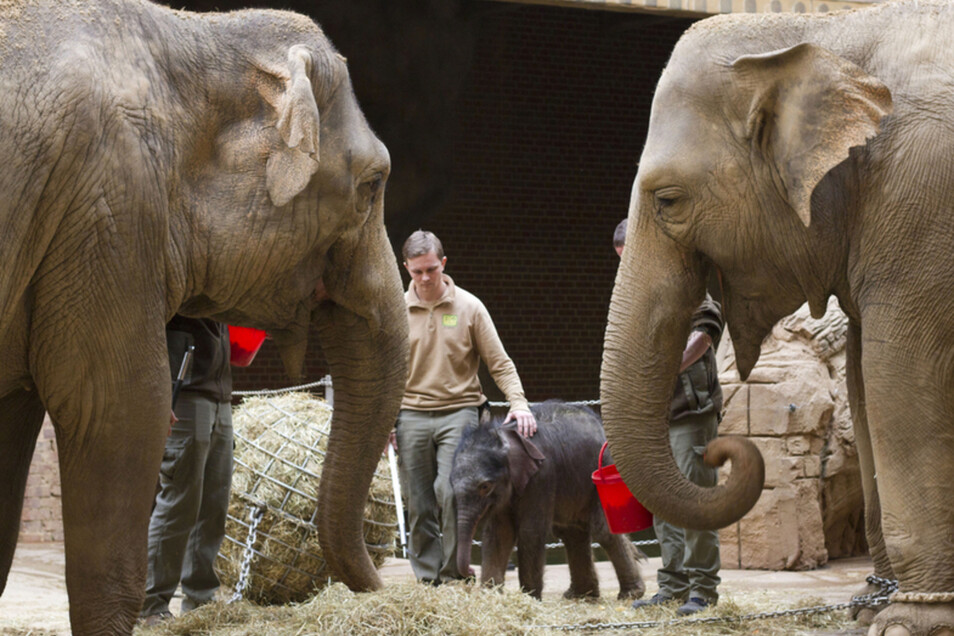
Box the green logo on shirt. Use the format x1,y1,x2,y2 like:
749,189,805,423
442,314,458,327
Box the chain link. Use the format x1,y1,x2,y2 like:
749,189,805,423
228,504,265,603
534,574,898,632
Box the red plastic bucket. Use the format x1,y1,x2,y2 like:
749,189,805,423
592,441,653,534
228,325,267,367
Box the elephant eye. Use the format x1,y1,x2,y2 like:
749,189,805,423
478,482,494,497
355,173,384,215
653,187,681,208
652,187,687,223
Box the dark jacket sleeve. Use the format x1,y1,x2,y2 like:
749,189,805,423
166,315,232,402
689,294,724,349
669,294,724,422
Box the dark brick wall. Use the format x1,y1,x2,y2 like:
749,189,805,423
232,5,697,403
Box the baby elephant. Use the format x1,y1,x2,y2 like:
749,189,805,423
450,400,645,600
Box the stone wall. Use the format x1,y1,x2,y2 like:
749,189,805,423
717,299,866,570
19,415,63,543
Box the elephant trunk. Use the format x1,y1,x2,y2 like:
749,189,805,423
313,225,409,591
455,498,484,578
600,217,764,530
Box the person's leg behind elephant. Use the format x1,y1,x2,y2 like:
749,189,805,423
180,400,233,611
434,406,475,581
652,512,690,601
672,415,720,607
142,394,213,618
396,409,443,583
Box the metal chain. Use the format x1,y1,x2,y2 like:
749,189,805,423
228,504,265,603
471,538,658,551
534,574,898,632
858,574,899,606
488,400,601,408
233,377,332,397
540,538,658,550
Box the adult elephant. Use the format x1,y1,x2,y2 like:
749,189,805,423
0,1,408,634
600,2,954,635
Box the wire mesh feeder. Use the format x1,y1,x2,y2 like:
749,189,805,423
215,392,398,605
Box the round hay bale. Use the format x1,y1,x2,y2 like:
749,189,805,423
215,392,398,605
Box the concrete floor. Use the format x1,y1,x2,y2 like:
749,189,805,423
0,541,874,634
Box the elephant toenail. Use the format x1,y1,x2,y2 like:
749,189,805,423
881,625,912,636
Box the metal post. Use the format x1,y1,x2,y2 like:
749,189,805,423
323,374,333,406
387,444,407,557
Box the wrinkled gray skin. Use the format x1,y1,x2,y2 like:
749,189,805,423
0,1,408,634
451,401,644,601
600,2,954,634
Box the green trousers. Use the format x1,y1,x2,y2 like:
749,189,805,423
653,413,721,603
142,393,233,617
395,407,477,582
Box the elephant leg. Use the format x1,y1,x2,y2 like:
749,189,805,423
0,388,46,595
480,512,515,588
847,322,892,571
858,327,954,636
516,523,548,600
54,395,168,635
845,321,894,624
846,322,894,625
559,525,600,600
31,287,170,634
594,523,645,601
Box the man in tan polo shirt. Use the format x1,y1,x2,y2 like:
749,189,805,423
392,229,536,584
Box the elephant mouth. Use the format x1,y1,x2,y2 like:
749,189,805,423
264,294,322,382
466,498,493,533
314,278,329,303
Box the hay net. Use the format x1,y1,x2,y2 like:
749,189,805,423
215,392,397,605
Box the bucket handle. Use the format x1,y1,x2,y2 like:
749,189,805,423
598,441,609,472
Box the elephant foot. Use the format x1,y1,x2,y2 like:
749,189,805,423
857,607,883,627
617,579,646,601
852,579,889,624
563,587,600,602
867,601,954,636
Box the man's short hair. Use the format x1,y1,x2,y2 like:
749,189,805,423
402,230,444,261
613,218,628,248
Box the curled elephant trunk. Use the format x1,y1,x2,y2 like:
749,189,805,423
600,217,764,530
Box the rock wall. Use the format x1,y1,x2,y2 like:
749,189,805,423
717,299,866,570
19,414,63,543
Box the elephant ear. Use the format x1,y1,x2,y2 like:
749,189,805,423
264,45,322,208
501,426,545,496
732,42,892,227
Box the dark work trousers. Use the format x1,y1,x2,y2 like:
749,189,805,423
653,413,721,603
395,406,477,583
142,393,233,617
